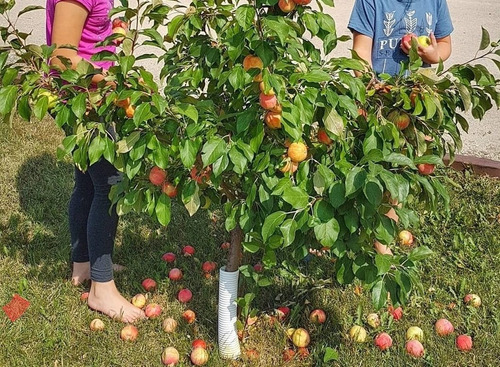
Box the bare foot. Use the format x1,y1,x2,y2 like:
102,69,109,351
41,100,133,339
71,261,90,286
71,262,126,286
87,280,145,323
374,240,393,255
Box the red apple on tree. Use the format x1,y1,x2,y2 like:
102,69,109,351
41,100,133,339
149,166,166,186
162,182,177,198
417,163,435,176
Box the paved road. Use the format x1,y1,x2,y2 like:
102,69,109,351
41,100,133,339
8,0,500,160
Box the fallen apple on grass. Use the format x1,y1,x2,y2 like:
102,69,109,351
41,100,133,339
145,303,162,319
292,328,311,347
80,292,89,302
366,313,380,329
388,305,403,320
374,332,392,351
406,340,424,358
276,306,290,321
297,347,310,359
220,242,230,250
464,294,481,308
178,289,192,303
349,325,367,343
182,245,195,256
282,348,296,361
161,346,179,366
168,268,183,281
190,347,209,366
456,334,473,351
90,318,105,331
131,294,147,309
309,309,326,324
435,318,454,336
192,339,207,349
182,309,196,324
202,261,217,273
162,317,177,333
120,325,138,341
162,252,176,263
406,326,424,341
141,278,157,292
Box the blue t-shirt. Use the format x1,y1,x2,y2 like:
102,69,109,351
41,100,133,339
348,0,454,75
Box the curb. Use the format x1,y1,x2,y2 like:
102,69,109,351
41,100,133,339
444,154,500,178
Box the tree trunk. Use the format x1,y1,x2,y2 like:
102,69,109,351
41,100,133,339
226,225,243,272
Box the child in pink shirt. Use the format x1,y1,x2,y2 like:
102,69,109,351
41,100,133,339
46,0,145,323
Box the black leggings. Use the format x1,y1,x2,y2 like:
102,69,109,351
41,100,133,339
69,159,121,282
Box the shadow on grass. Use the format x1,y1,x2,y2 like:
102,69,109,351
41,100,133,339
6,153,74,283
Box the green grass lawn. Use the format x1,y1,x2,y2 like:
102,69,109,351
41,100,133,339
1,118,499,366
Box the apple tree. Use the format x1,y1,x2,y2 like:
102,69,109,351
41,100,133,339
1,0,499,312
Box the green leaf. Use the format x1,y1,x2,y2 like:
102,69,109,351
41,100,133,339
323,347,339,362
243,242,261,253
371,279,387,310
71,93,86,119
88,136,105,165
229,145,247,174
33,96,48,121
180,139,200,168
235,5,256,31
314,218,340,247
375,254,392,275
345,167,367,196
0,86,17,116
363,179,383,206
384,153,416,169
184,184,200,216
202,137,226,166
116,131,141,153
302,13,320,36
174,103,198,122
323,106,344,138
17,95,31,121
282,186,309,209
280,219,297,247
408,246,433,261
133,103,155,127
479,27,491,51
262,211,286,241
155,194,171,226
329,181,346,208
18,5,44,17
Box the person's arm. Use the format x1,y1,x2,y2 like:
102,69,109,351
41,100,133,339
401,33,452,65
352,31,373,76
50,0,106,84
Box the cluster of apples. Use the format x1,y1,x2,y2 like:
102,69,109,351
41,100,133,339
346,294,481,358
161,340,209,366
277,0,312,13
282,309,326,361
242,54,308,175
149,166,178,198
